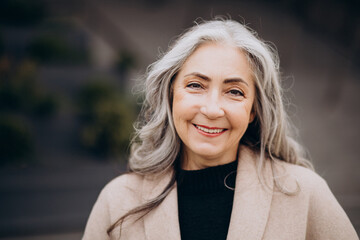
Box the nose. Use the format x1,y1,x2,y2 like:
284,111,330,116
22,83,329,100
200,92,225,119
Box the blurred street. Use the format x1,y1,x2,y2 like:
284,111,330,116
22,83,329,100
0,233,82,240
0,161,126,238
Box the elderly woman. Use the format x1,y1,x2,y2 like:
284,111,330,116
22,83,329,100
83,19,358,240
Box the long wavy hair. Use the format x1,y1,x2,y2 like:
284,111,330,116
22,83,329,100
107,18,313,235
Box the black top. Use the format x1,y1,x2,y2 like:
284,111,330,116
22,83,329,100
176,160,238,240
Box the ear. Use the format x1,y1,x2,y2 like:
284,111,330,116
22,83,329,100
249,111,255,123
248,101,257,124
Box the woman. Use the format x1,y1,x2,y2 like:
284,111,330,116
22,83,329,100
83,19,358,240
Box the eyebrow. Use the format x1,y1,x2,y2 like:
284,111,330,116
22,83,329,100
184,72,249,87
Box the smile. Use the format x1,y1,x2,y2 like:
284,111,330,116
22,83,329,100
193,124,227,134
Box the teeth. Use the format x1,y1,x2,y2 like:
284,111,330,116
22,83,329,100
195,125,224,134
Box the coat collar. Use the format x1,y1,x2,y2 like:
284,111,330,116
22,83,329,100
226,145,274,240
142,145,274,240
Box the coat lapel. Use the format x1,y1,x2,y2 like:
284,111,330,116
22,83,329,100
142,170,181,240
227,145,274,240
141,145,273,240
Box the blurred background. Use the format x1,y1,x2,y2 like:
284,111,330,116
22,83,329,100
0,0,359,239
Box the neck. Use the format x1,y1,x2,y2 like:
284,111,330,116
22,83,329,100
181,144,239,170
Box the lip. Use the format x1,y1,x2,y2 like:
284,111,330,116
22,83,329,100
196,124,224,130
193,124,227,137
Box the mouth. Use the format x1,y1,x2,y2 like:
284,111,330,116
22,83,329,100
193,124,227,134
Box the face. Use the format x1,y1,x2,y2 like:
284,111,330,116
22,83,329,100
172,42,256,170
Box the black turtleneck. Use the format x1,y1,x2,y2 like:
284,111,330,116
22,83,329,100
176,160,237,240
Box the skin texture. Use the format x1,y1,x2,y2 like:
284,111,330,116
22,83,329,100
172,42,256,170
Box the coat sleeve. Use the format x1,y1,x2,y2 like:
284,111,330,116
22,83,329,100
306,175,359,240
82,185,112,240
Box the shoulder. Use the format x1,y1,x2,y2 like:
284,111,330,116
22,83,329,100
99,173,145,208
272,161,358,239
273,160,328,195
102,172,144,194
82,172,149,239
83,173,146,239
98,170,173,209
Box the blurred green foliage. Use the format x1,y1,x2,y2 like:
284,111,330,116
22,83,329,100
77,80,136,158
0,1,134,164
0,59,58,117
0,33,4,56
0,115,33,166
117,50,136,73
0,0,45,26
27,34,88,64
0,59,58,165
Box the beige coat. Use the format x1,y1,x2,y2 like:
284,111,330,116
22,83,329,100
83,146,359,240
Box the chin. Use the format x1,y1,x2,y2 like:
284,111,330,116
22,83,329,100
193,149,223,159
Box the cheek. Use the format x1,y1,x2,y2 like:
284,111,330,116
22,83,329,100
172,91,183,121
227,102,254,130
172,90,190,129
172,88,196,117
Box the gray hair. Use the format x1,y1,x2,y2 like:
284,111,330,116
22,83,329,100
129,19,312,175
108,18,313,235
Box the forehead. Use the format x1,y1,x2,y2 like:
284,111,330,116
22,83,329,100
178,42,253,81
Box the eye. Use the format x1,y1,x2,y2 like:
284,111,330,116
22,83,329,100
186,82,202,89
228,89,244,97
